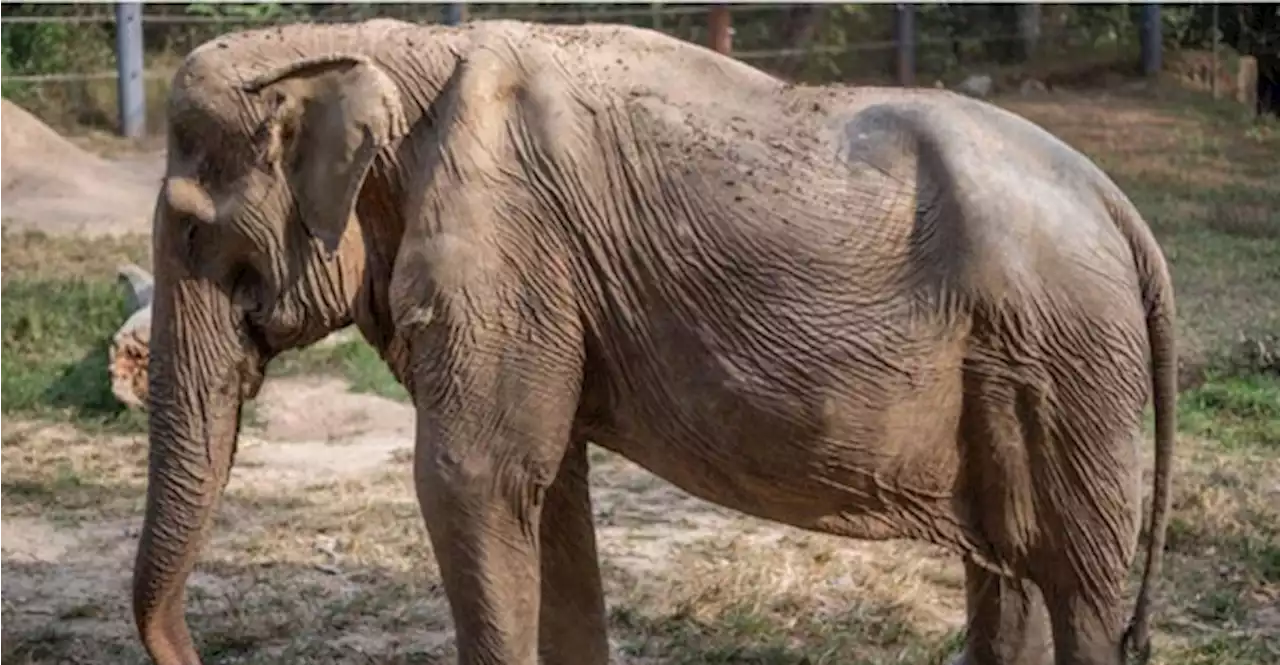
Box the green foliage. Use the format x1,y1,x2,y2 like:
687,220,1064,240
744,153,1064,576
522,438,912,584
0,10,111,102
1,277,146,431
269,337,408,402
183,2,308,22
0,4,115,127
1172,4,1280,56
1179,374,1280,450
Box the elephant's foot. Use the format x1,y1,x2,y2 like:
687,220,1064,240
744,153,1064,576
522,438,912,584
961,562,1054,665
946,650,1053,665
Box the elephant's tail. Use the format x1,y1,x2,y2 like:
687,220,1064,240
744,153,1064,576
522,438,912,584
1114,195,1178,665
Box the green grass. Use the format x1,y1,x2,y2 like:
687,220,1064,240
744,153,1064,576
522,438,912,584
269,337,408,401
1178,374,1280,450
0,227,406,429
0,273,406,433
1,277,147,431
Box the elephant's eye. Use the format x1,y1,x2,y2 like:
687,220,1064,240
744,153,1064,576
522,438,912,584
181,221,201,262
251,121,271,143
276,122,300,161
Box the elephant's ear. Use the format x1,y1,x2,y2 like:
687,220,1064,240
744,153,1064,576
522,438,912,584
242,55,408,258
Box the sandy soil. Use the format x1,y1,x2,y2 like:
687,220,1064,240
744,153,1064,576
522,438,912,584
1,99,164,237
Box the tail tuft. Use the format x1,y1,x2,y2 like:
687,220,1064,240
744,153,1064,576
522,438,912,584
1121,619,1153,665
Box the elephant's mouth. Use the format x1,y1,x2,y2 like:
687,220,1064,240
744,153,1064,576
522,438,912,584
239,322,272,400
241,363,267,400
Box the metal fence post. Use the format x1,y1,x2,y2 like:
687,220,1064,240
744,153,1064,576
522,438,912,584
1140,3,1162,77
895,3,916,87
114,2,145,138
444,3,466,26
709,5,732,55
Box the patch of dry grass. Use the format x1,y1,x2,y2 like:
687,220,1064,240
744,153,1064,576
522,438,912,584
610,535,965,665
1,228,152,282
4,403,1279,664
0,421,148,522
1152,435,1280,664
2,417,966,664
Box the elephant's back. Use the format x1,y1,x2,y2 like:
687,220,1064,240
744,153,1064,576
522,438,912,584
835,90,1146,320
478,19,789,134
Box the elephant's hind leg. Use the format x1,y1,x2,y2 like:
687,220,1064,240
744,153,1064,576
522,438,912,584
959,371,1054,665
963,314,1146,665
961,373,1139,665
537,438,610,665
1029,412,1141,665
1032,354,1145,665
954,563,1053,665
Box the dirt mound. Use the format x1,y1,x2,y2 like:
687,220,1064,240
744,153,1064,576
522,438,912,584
1,99,163,237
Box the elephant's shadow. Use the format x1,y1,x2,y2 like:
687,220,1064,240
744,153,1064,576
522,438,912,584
1,557,953,665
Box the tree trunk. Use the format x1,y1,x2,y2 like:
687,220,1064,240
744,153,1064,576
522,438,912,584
774,4,826,79
1257,54,1280,117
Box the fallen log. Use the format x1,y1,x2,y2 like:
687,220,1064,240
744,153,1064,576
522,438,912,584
109,264,153,410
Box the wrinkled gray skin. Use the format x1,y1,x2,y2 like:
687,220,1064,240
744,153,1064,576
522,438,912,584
137,19,1177,665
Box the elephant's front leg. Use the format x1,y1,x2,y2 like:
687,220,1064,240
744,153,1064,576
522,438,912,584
410,322,585,664
415,427,553,663
538,438,610,664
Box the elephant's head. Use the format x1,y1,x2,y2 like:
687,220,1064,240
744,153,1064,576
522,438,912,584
133,29,416,665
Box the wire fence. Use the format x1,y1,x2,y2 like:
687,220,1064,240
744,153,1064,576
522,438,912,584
1,3,1218,136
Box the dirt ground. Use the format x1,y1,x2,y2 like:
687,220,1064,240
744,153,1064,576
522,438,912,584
1,100,164,238
1,375,966,663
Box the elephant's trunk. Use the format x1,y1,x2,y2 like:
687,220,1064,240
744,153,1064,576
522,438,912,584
132,272,257,665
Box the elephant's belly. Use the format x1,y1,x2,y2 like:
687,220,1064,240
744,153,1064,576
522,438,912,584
586,350,976,549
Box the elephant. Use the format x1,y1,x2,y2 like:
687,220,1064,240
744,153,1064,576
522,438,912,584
135,18,1177,665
